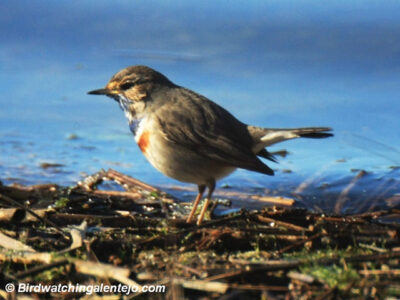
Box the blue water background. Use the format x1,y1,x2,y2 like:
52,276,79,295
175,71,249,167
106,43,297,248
1,1,399,213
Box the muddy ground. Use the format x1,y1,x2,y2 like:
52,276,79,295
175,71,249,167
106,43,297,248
0,169,399,299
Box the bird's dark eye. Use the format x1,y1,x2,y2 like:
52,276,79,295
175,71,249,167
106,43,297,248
120,81,135,90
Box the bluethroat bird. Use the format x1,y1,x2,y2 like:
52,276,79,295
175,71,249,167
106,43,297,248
88,66,333,225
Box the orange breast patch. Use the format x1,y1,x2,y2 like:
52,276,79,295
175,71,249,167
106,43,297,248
138,131,150,153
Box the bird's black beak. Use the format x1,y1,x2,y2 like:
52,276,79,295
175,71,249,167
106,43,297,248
88,88,116,96
88,88,121,103
87,88,110,95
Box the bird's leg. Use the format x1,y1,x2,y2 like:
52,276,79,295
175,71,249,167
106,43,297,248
196,180,216,225
186,184,206,223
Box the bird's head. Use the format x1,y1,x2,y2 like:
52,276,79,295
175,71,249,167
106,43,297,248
88,65,175,119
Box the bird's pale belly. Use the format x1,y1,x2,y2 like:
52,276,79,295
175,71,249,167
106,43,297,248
131,118,236,185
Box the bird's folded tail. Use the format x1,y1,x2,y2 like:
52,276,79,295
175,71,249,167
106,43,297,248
250,126,333,154
286,127,333,139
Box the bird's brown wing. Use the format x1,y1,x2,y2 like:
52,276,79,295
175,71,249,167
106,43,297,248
155,88,274,176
